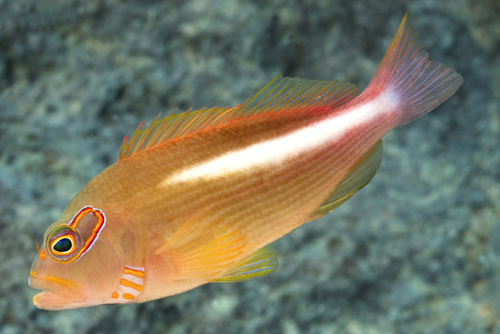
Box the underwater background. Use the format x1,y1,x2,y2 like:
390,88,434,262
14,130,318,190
0,0,498,333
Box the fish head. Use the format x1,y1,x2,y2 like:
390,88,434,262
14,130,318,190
29,206,123,310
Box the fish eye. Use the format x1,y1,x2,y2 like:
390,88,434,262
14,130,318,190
53,237,72,253
50,234,77,256
46,225,81,262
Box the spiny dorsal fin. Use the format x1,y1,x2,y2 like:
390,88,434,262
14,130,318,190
210,246,279,283
155,214,248,278
312,140,383,217
118,73,358,161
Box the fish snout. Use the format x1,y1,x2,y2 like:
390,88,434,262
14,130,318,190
29,271,87,310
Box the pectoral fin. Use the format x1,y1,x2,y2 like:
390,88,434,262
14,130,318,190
156,214,248,278
210,246,279,282
312,140,383,217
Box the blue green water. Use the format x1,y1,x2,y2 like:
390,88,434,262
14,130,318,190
0,0,498,333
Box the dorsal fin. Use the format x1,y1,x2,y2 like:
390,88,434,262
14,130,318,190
312,140,383,218
118,74,358,161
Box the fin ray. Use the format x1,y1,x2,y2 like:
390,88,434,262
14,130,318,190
118,74,358,161
155,214,248,278
312,140,383,217
210,246,279,282
367,14,462,125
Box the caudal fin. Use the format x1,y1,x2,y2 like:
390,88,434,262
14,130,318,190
367,14,463,125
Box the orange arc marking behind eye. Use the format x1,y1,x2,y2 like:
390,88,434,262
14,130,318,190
73,207,105,256
123,293,135,300
54,205,106,263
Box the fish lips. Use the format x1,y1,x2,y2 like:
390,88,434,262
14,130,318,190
29,271,87,310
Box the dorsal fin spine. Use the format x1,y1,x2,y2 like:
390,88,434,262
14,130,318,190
125,121,144,158
268,78,301,111
138,114,161,153
118,73,358,161
149,113,170,148
161,111,182,142
297,81,321,105
240,73,281,114
300,80,330,107
260,77,294,111
271,77,305,110
145,113,163,149
120,136,128,158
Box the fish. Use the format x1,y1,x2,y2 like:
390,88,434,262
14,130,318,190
29,14,462,310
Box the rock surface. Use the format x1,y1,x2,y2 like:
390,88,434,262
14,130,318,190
0,0,498,333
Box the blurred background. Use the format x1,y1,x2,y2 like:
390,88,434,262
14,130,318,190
0,0,498,333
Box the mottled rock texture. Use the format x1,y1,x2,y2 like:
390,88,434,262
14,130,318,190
0,0,498,333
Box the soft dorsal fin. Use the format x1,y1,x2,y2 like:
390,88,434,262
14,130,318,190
312,140,383,217
210,246,279,282
118,74,358,161
155,214,248,278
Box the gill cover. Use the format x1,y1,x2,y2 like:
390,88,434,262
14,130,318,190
46,206,106,263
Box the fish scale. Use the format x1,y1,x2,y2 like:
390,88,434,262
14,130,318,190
29,15,462,309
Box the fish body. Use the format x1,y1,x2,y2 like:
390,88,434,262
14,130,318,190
29,15,462,310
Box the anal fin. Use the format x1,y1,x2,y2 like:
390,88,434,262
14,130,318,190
312,140,383,217
210,246,279,282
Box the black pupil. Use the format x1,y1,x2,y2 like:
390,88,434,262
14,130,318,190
54,238,72,252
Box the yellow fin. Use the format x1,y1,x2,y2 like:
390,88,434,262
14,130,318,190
312,140,383,217
235,73,358,115
156,214,248,278
118,74,358,161
210,246,279,282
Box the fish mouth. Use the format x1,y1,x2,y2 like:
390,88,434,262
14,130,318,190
29,271,87,310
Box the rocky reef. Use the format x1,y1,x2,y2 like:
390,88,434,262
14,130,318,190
0,0,498,333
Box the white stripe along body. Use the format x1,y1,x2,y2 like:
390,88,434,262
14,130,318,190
28,15,462,310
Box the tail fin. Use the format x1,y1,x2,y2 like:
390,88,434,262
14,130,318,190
367,14,463,125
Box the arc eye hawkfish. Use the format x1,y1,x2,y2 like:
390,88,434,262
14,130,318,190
28,14,462,310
